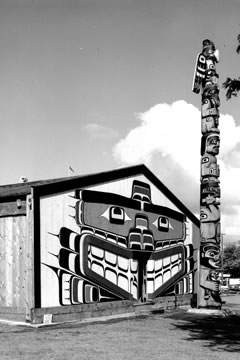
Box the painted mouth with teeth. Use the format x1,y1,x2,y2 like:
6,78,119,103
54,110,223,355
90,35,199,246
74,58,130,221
43,180,194,305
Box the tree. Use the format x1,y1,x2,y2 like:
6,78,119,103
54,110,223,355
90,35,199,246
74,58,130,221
222,243,240,277
222,77,240,100
222,34,240,99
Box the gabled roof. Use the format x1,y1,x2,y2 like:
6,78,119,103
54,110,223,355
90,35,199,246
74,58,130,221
0,164,200,227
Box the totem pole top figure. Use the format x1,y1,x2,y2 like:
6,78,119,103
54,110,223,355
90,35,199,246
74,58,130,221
192,39,219,94
202,39,219,63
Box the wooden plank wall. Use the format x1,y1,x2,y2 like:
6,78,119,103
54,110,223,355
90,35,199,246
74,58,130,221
0,215,27,308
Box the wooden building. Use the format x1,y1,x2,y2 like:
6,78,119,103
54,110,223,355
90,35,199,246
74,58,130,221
0,164,200,324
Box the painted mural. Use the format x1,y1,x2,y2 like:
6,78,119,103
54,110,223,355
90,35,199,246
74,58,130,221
40,179,194,306
193,39,222,307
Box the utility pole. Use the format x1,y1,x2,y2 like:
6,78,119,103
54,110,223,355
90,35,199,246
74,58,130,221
192,39,222,308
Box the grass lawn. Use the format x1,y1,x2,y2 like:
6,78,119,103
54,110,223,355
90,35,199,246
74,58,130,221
1,296,240,360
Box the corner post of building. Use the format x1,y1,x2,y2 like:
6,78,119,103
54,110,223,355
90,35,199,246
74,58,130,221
25,191,35,321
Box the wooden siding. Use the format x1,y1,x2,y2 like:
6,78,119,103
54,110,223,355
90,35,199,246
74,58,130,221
0,215,27,308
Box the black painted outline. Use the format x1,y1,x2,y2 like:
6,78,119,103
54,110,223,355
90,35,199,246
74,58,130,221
31,164,200,227
81,234,186,301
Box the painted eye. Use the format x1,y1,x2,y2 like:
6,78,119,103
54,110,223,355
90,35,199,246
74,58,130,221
200,213,208,220
209,138,218,145
202,157,209,164
199,54,206,63
109,207,125,224
158,216,169,232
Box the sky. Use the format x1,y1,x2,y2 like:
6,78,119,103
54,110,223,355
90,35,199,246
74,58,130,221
1,0,240,241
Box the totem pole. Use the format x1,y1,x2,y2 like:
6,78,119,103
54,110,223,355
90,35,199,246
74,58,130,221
192,39,222,308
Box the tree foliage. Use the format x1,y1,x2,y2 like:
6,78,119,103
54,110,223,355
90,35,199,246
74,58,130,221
223,35,240,99
222,244,240,277
222,77,240,100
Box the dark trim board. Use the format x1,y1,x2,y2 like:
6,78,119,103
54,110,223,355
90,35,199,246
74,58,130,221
0,164,199,227
32,165,145,197
0,201,26,217
32,164,200,227
33,189,41,308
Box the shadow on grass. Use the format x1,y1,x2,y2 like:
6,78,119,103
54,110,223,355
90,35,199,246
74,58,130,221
165,311,240,352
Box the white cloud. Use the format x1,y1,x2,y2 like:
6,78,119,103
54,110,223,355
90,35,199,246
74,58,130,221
114,100,201,182
219,114,240,159
113,100,240,237
82,123,119,140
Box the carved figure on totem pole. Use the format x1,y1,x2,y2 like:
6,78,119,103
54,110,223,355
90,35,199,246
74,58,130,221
201,116,219,134
202,83,220,107
201,133,220,156
200,205,221,244
201,154,220,179
192,39,222,308
200,243,221,269
201,98,219,118
201,180,220,204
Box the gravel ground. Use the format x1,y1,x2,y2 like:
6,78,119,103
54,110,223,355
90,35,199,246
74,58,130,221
0,294,240,360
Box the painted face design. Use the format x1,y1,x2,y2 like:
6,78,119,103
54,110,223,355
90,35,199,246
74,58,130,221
44,180,194,306
76,183,186,248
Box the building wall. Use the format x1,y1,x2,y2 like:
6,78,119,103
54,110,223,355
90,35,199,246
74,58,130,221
0,195,34,321
0,215,27,308
39,176,199,308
